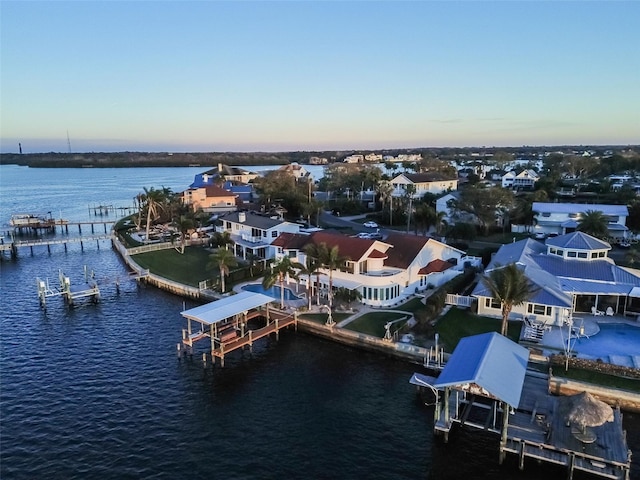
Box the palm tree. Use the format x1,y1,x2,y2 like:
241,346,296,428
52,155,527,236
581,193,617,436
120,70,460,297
578,209,609,239
375,180,393,224
140,187,167,243
321,245,349,309
262,256,303,308
304,242,326,306
208,248,238,293
296,255,319,310
173,215,194,254
481,263,537,336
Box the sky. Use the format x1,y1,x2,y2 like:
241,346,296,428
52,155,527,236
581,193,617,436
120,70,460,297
1,1,639,153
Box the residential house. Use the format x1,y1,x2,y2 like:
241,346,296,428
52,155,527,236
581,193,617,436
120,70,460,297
182,184,238,214
277,163,312,181
532,202,629,240
501,169,539,190
273,231,475,307
390,172,458,199
343,154,364,164
216,211,302,260
309,156,328,165
472,231,640,328
211,163,259,183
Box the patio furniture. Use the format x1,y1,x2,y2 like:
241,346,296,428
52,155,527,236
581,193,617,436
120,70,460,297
591,306,604,316
605,307,614,316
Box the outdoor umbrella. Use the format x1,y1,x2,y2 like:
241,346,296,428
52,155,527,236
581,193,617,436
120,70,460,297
566,391,614,429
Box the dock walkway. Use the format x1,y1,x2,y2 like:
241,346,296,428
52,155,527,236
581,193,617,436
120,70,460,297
433,372,632,480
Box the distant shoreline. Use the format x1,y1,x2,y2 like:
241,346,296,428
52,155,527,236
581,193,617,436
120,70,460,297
1,145,637,168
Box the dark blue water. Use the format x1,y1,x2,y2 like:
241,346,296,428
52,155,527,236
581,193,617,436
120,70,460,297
1,165,638,479
243,282,302,300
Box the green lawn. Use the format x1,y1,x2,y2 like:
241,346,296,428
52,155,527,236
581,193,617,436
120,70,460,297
395,297,426,313
435,307,521,352
343,312,407,337
132,247,213,286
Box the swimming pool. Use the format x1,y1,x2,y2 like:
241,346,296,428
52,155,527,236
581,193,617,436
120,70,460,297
571,323,640,364
242,283,301,301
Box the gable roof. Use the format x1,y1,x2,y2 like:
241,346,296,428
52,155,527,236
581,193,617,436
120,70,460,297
383,234,430,269
308,231,384,262
272,232,309,249
434,332,529,408
404,172,457,183
181,291,273,325
418,259,453,275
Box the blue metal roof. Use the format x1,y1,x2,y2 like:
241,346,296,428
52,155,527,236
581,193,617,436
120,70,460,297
546,231,610,250
434,332,529,407
532,255,616,282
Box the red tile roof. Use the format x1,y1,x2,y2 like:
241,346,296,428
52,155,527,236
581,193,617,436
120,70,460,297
272,232,309,249
418,259,453,275
204,185,237,198
368,249,388,259
308,231,377,262
383,233,430,269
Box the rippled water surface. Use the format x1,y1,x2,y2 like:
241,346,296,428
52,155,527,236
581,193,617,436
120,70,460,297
1,165,637,479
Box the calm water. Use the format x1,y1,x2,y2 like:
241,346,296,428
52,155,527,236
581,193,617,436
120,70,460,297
0,165,638,479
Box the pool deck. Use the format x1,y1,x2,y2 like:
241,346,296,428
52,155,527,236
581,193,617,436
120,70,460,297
533,315,640,368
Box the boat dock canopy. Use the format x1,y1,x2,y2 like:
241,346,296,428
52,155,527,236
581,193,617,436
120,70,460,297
434,332,529,408
181,291,274,325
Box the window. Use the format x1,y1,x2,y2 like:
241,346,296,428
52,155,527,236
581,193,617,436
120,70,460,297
485,298,501,309
528,304,552,316
568,213,578,219
567,251,577,258
541,212,551,217
577,252,588,259
598,251,606,258
272,231,278,238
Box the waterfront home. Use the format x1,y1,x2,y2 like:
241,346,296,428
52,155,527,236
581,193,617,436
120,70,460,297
471,231,640,326
532,202,629,240
390,172,458,199
182,184,238,214
277,163,312,181
216,211,302,260
501,169,539,190
273,231,478,307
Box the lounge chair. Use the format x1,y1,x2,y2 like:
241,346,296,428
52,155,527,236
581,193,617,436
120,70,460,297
591,306,604,316
605,307,614,316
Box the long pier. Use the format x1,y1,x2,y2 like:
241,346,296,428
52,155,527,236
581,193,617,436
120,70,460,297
1,233,113,257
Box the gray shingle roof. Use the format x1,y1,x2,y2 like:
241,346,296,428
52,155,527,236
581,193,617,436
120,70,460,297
220,211,285,230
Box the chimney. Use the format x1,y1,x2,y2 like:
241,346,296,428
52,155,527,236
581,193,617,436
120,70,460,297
238,211,246,223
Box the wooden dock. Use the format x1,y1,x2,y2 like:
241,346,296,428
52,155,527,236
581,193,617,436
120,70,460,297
432,372,632,480
181,307,297,367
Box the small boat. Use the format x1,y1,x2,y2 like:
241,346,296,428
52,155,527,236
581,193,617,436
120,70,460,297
10,214,53,228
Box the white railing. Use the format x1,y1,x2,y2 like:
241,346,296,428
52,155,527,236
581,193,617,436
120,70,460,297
446,294,474,307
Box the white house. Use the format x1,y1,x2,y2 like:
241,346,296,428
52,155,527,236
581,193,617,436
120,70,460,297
273,231,477,307
216,211,302,260
472,231,640,333
501,169,539,190
391,173,458,199
344,154,364,163
277,163,311,181
532,202,629,240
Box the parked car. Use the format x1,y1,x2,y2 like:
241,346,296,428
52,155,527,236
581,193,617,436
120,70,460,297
363,221,378,228
354,232,372,239
618,241,631,249
532,232,546,240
